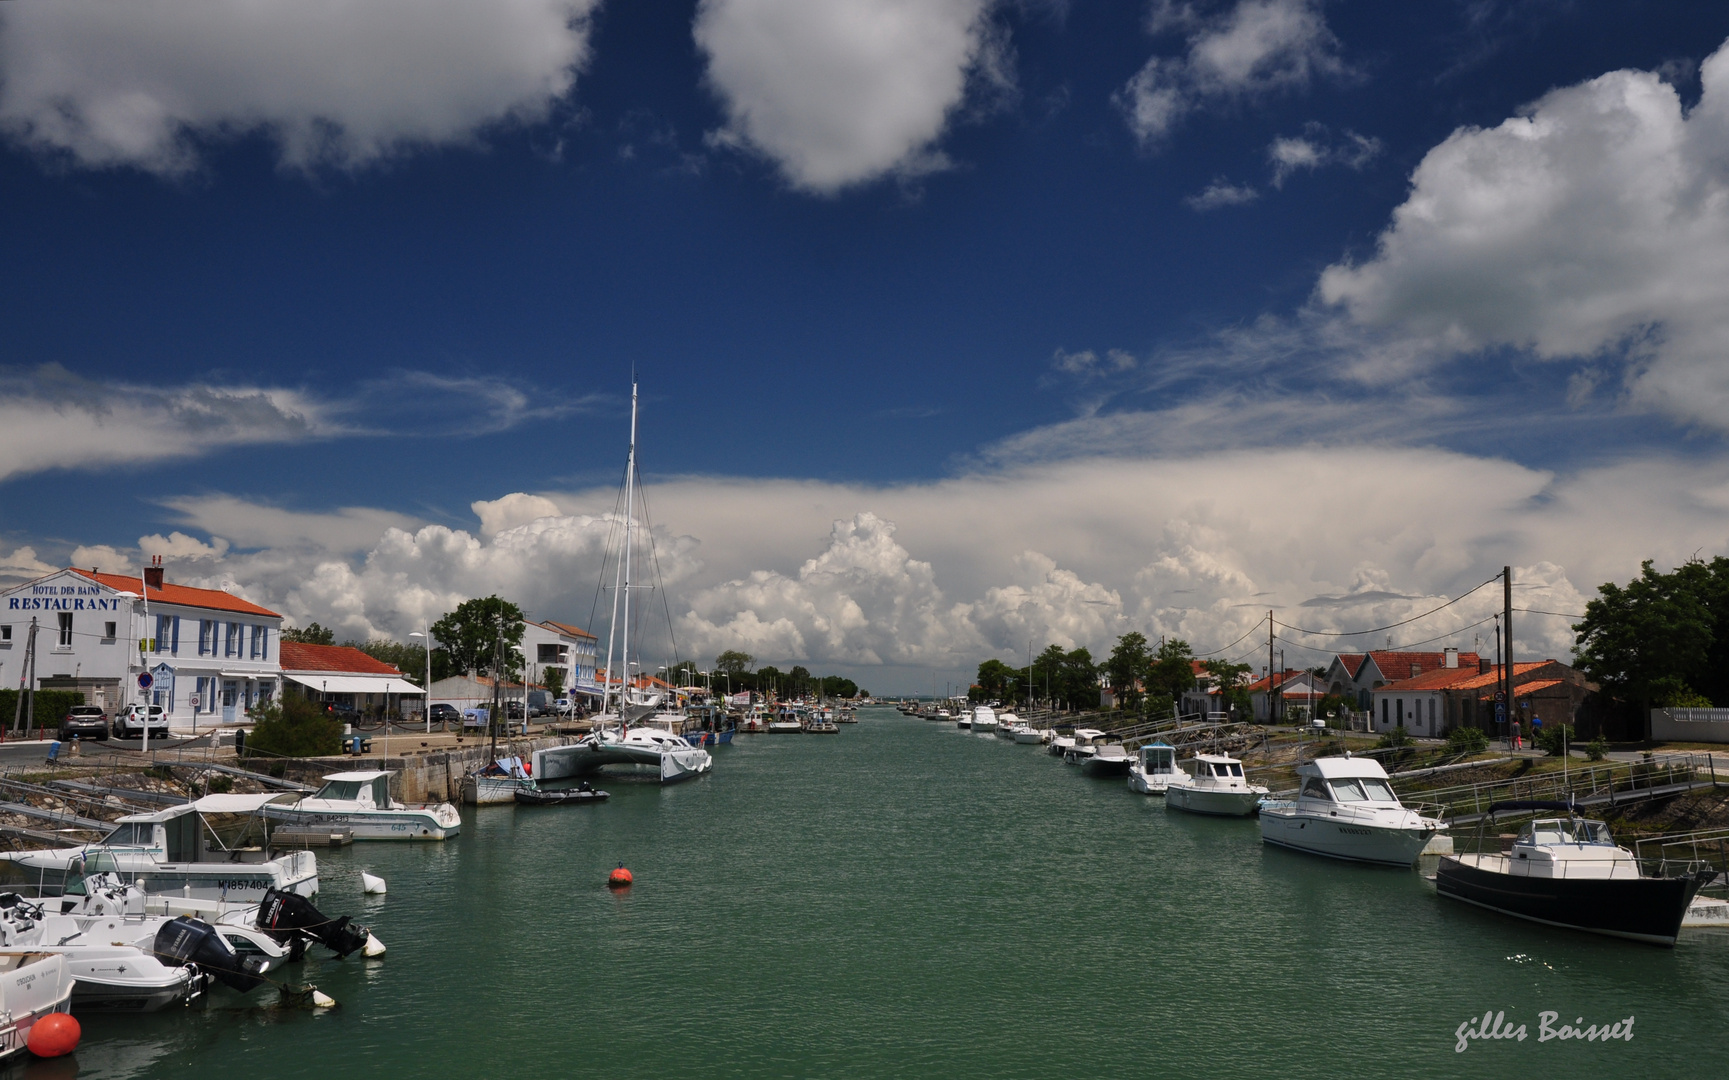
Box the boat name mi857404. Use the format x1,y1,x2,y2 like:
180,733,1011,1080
1453,1009,1635,1052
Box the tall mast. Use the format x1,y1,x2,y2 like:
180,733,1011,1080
619,382,639,726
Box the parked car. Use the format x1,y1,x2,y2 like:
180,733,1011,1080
428,703,461,726
59,705,109,741
113,704,168,739
552,698,575,717
526,690,551,717
503,700,525,721
322,703,362,724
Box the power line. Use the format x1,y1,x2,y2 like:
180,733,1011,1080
1277,612,1500,657
1195,614,1269,658
1514,607,1586,620
1279,574,1503,638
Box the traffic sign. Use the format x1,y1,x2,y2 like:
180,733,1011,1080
137,673,153,690
1494,690,1505,702
189,693,200,708
1495,703,1506,721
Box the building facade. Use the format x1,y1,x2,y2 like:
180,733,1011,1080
519,620,600,699
279,642,422,717
1,564,282,731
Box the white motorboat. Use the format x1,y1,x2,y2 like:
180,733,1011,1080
0,794,318,902
1079,743,1132,776
1258,755,1446,867
1012,726,1046,745
933,709,952,722
970,707,998,733
1051,727,1106,757
1128,742,1183,794
955,712,971,729
272,771,460,838
1165,754,1268,817
0,952,73,1058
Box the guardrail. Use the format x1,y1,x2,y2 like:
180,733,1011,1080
1631,828,1729,884
1401,753,1720,821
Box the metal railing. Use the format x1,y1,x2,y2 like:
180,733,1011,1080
1631,828,1729,886
1401,753,1719,821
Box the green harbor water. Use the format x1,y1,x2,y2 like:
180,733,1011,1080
24,707,1729,1078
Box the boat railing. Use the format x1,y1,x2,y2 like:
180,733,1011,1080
1631,828,1729,888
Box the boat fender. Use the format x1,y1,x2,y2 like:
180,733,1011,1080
608,865,633,888
26,1013,80,1058
153,916,270,993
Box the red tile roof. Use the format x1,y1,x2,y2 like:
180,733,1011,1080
1514,679,1566,695
1373,667,1488,692
1246,670,1316,693
1334,654,1366,677
69,568,280,617
1363,651,1483,681
537,620,597,640
279,642,403,676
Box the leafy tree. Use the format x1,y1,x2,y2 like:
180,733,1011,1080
1202,658,1252,717
345,638,428,685
1145,638,1198,707
246,694,341,757
1055,647,1099,710
973,658,1022,703
1573,558,1729,734
543,666,565,698
715,650,755,675
282,623,335,645
429,597,525,680
1105,632,1150,708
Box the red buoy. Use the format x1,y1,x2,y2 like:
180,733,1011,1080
608,865,633,888
27,1013,80,1058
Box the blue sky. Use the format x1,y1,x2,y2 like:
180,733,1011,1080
5,1,1729,691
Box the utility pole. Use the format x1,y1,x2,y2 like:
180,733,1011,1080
489,624,503,761
1503,565,1513,742
1267,610,1275,726
11,618,37,736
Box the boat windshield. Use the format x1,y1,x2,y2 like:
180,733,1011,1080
1520,819,1614,846
315,780,366,802
1300,778,1332,801
1329,778,1368,801
101,822,155,847
1218,762,1244,777
1359,778,1399,803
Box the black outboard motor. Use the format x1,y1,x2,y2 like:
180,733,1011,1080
153,915,270,992
255,888,371,959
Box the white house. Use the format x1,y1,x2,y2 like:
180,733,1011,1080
1,561,282,731
519,619,601,700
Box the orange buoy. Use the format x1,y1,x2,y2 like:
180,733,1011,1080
608,864,633,888
27,1013,80,1058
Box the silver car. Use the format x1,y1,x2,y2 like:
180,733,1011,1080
113,704,169,739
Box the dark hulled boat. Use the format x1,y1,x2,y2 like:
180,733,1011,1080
514,782,610,807
1434,801,1710,946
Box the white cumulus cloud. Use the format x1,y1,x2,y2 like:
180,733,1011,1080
0,0,599,173
1118,0,1345,146
1318,37,1729,431
695,0,1006,192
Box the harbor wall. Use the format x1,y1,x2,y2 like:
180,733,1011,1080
274,735,582,803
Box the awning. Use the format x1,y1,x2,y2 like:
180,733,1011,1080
283,673,425,696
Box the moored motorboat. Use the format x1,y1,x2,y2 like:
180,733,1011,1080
271,770,460,839
1435,803,1710,946
1165,754,1267,817
1258,754,1445,867
970,707,998,734
514,781,610,806
1128,742,1183,795
1079,743,1132,776
0,952,73,1057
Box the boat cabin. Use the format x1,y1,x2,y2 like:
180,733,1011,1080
1188,755,1250,785
1070,728,1107,746
1507,818,1639,879
1138,743,1178,776
1294,756,1403,806
311,771,397,809
102,794,296,862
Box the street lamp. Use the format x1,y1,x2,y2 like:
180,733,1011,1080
410,629,431,734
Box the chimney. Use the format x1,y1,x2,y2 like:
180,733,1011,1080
143,554,164,591
1479,658,1491,675
1410,664,1421,678
1444,647,1458,669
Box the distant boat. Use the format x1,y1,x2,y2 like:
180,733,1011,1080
271,770,461,838
971,706,998,733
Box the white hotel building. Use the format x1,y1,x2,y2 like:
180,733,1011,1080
1,564,283,730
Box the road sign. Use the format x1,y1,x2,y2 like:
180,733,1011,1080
189,693,200,708
1494,690,1505,702
137,673,153,690
1495,703,1506,721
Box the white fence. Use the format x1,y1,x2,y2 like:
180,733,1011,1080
1651,707,1729,743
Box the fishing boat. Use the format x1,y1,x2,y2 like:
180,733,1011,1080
1128,742,1183,794
803,710,839,733
0,952,73,1057
270,770,460,839
1165,754,1267,817
0,794,318,901
1258,755,1445,866
514,781,609,806
1434,802,1710,946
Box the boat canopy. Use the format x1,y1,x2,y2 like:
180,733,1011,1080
1297,755,1392,781
117,793,298,823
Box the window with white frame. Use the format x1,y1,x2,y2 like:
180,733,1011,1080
57,611,72,648
225,622,238,658
104,621,116,640
258,626,269,661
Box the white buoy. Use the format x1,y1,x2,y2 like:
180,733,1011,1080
312,989,337,1008
364,933,386,958
361,872,387,895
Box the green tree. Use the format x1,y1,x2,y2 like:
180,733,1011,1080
345,638,428,685
1145,638,1198,707
543,665,565,698
282,623,336,645
973,658,1021,704
429,597,525,680
1056,647,1099,710
715,650,755,675
1202,658,1252,717
1105,632,1150,708
246,694,342,757
1573,559,1716,732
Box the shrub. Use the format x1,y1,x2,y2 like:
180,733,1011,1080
1535,722,1575,757
1586,735,1608,762
0,689,86,733
1376,724,1409,749
1446,726,1489,755
246,695,341,758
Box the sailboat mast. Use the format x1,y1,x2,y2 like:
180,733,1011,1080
619,382,639,725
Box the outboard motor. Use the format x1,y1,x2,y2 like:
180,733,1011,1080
153,915,270,992
255,888,373,959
